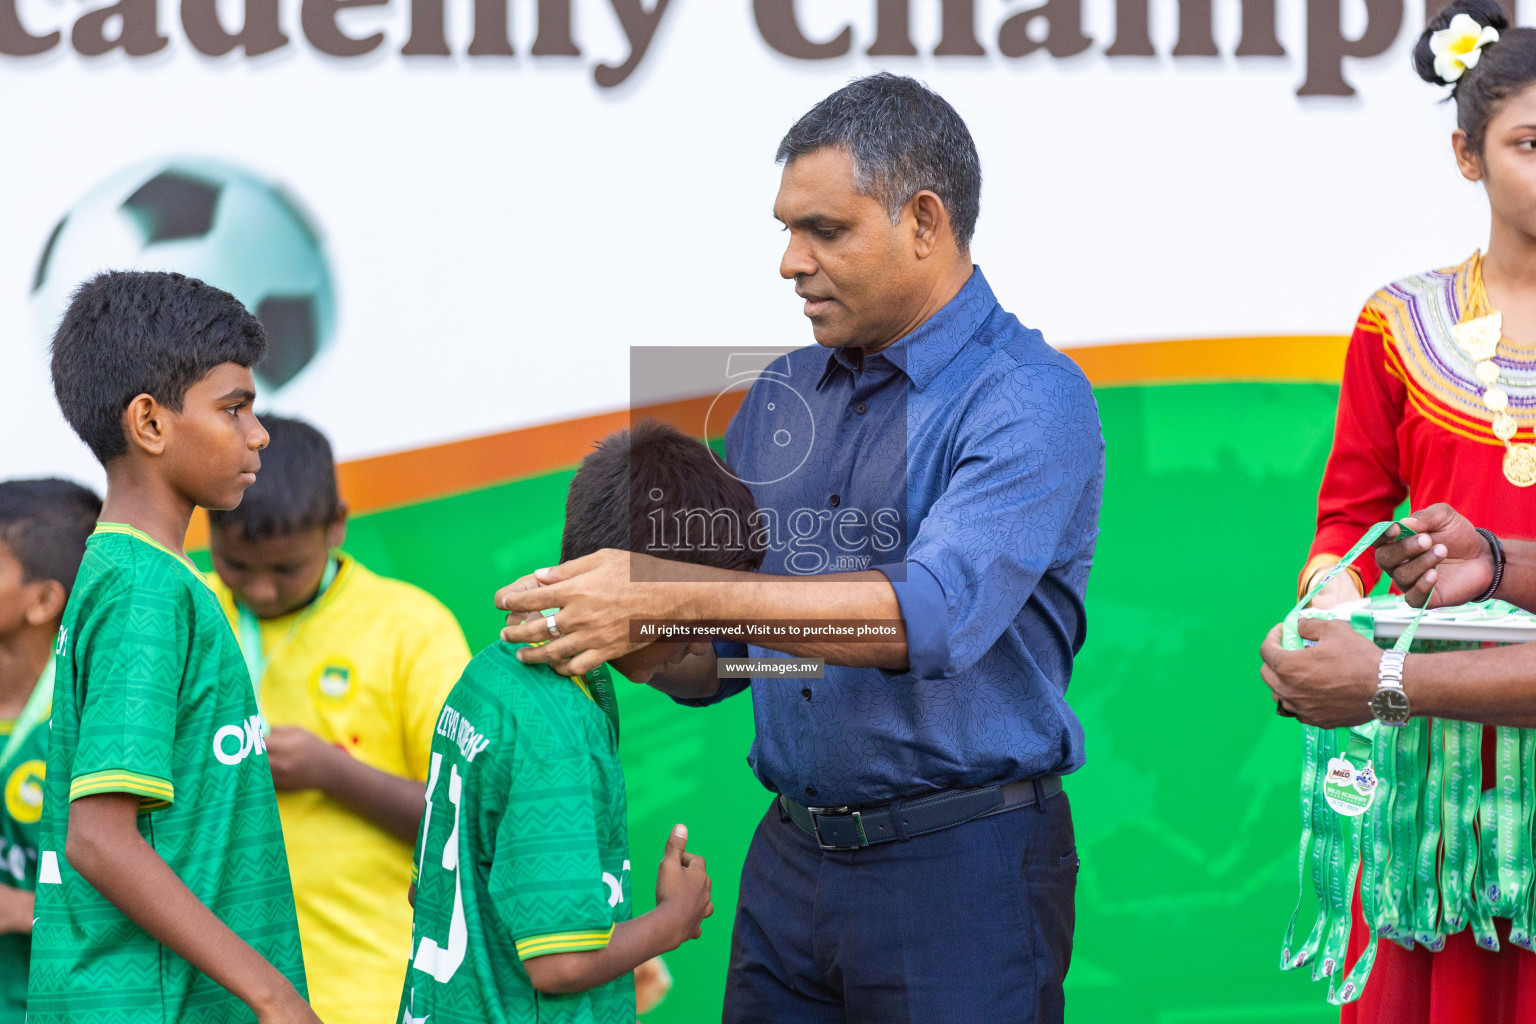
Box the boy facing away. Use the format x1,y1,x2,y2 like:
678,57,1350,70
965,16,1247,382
206,415,470,1024
400,420,763,1023
0,479,100,1022
33,271,318,1023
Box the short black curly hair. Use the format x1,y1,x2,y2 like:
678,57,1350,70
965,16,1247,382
561,420,764,571
51,270,267,465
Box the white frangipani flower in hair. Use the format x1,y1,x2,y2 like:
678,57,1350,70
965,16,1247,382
1431,13,1500,83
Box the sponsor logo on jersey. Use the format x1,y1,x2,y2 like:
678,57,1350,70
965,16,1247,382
603,859,631,908
4,759,45,825
213,714,268,766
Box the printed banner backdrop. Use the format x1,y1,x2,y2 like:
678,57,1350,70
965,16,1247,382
0,0,1503,1018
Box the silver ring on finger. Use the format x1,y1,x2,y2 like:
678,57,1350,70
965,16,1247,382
545,614,561,639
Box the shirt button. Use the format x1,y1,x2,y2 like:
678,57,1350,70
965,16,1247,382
801,687,812,700
855,403,867,415
830,494,840,507
805,786,818,798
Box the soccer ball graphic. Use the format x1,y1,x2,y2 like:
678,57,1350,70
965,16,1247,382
31,158,336,394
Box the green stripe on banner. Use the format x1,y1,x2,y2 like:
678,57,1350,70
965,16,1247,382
195,382,1345,1022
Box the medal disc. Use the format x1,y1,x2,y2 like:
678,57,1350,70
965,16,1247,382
1494,412,1519,441
1323,756,1376,816
1505,444,1536,488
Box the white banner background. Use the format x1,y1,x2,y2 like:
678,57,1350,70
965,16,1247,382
0,0,1499,485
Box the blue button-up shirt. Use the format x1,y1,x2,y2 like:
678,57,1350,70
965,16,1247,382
693,268,1104,807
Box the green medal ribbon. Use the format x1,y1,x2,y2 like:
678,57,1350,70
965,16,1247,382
1412,717,1445,948
1279,521,1433,1003
235,555,340,701
0,658,54,773
583,664,622,744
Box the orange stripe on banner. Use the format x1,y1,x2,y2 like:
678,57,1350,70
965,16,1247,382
1063,336,1348,388
186,391,747,549
183,336,1347,549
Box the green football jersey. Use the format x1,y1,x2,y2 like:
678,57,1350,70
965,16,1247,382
0,659,53,1023
28,524,307,1024
398,643,633,1024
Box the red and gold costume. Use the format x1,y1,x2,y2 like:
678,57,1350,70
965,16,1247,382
1307,254,1536,1023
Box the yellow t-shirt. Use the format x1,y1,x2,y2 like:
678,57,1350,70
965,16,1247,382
212,555,469,1024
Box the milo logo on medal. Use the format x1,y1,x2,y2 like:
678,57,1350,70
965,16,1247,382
4,759,44,825
1322,756,1376,817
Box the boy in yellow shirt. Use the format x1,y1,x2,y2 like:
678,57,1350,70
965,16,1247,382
207,416,470,1024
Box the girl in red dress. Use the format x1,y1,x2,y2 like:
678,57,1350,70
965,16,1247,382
1305,2,1536,1019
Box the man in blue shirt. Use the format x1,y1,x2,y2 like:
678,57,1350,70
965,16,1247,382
498,73,1105,1024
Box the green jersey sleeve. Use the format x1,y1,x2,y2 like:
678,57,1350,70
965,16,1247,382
489,743,617,960
69,577,183,807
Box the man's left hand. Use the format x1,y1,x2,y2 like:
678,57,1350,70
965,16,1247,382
496,549,684,677
1259,618,1381,729
265,726,341,792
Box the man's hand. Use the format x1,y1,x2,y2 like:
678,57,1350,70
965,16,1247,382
496,550,692,677
1374,504,1491,608
265,727,340,792
1259,619,1381,729
653,824,713,946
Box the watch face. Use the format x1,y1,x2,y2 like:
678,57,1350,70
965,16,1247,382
1371,688,1411,725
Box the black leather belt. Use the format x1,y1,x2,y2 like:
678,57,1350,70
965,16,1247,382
780,776,1063,851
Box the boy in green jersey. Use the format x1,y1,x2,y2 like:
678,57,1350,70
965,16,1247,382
0,479,101,1022
400,421,762,1024
32,271,319,1024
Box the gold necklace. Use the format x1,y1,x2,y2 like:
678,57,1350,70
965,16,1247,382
1452,251,1536,487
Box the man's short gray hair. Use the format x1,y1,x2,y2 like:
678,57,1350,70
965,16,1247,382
776,73,982,251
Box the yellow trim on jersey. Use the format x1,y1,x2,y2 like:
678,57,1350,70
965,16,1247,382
515,926,615,959
93,523,216,593
69,768,175,805
0,721,16,738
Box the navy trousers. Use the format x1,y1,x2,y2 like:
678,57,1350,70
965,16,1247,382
722,790,1078,1024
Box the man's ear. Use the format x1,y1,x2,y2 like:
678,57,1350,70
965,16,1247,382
122,393,170,456
24,579,67,627
326,503,349,550
1453,129,1484,183
910,190,950,260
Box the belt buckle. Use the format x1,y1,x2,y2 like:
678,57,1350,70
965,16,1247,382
806,805,865,850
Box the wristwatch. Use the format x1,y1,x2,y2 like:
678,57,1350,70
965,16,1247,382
1369,650,1411,726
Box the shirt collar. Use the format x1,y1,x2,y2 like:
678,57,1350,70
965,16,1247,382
816,266,997,393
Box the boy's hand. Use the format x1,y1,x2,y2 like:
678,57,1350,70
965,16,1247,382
654,824,713,946
265,727,339,792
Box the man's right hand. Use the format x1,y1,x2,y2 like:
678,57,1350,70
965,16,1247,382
1374,504,1492,608
654,824,713,946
